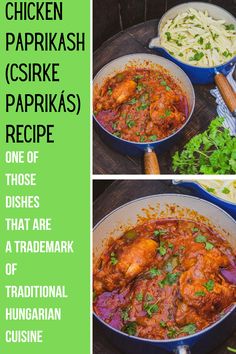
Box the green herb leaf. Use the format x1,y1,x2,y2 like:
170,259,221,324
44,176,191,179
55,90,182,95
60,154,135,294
136,103,148,111
180,323,196,335
149,135,157,141
144,303,158,318
159,241,167,256
205,42,211,49
179,53,184,57
149,268,162,278
222,187,230,194
154,229,167,237
107,87,113,95
204,279,214,292
122,321,137,336
126,120,136,128
227,347,236,353
192,227,199,232
205,242,214,250
127,98,138,105
110,252,118,265
165,32,171,41
136,293,143,302
206,187,215,193
167,327,177,338
198,37,204,45
113,131,121,138
121,307,130,321
160,320,167,328
189,52,204,61
133,75,143,81
225,24,235,30
195,234,207,243
195,291,206,297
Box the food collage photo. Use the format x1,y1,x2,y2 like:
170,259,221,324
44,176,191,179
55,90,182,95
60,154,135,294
92,1,236,354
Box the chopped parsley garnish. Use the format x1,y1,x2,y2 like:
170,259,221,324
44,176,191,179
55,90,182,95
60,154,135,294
205,42,211,49
136,293,143,302
107,87,113,95
204,279,214,292
133,74,143,81
140,135,146,142
198,37,204,45
225,24,235,30
144,303,158,318
167,327,177,338
136,82,144,92
195,234,207,243
160,80,167,86
195,234,214,250
223,49,232,58
110,252,118,265
158,241,167,256
180,323,196,335
136,103,148,111
127,98,138,105
206,187,215,193
154,229,167,237
195,291,206,297
149,135,157,141
222,187,230,194
189,52,204,61
165,32,171,41
113,131,121,138
112,122,117,130
179,53,184,57
122,321,137,336
205,242,214,250
192,227,199,232
158,272,180,288
160,320,167,328
121,307,130,321
126,120,136,128
168,243,174,249
149,268,162,278
146,293,154,302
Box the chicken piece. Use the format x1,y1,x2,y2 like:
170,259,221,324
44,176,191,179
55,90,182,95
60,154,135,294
176,301,208,329
112,80,137,104
94,238,157,294
179,249,235,316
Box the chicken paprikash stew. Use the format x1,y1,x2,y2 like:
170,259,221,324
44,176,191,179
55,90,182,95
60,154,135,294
93,219,236,339
93,68,189,142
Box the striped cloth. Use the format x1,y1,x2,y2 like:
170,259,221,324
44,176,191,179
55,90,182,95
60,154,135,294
210,65,236,136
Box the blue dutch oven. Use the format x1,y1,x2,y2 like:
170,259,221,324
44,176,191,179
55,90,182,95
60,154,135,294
93,53,195,173
173,180,236,220
149,2,236,85
93,194,236,354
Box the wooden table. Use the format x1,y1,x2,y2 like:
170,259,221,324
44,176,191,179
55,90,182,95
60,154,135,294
93,20,222,174
93,180,236,354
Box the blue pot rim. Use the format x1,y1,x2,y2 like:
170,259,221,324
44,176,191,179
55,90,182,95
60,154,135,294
93,193,236,344
156,1,236,70
93,53,195,148
173,180,236,207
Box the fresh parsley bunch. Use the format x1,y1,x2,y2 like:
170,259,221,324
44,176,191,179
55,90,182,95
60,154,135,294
172,117,236,174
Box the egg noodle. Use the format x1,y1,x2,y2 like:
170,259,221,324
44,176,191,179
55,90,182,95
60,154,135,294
196,180,236,203
160,8,236,67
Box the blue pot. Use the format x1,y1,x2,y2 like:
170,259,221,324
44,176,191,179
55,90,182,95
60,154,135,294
173,180,236,220
149,2,236,84
94,194,236,354
93,53,195,157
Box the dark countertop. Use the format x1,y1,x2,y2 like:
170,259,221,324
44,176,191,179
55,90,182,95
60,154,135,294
93,20,223,174
93,180,236,354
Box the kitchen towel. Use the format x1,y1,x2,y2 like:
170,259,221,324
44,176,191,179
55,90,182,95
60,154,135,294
210,65,236,136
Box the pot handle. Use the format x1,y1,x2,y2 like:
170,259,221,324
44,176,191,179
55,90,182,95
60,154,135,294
214,72,236,117
174,345,191,354
144,147,160,174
